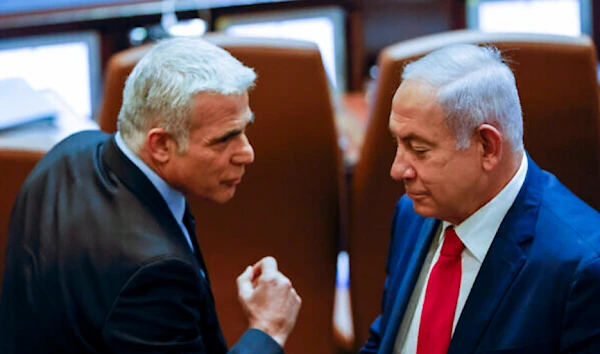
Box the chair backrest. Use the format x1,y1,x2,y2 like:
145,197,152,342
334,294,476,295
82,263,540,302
0,149,45,289
349,30,600,349
96,35,344,353
188,34,343,354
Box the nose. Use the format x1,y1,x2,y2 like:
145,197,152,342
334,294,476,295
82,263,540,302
232,134,255,165
390,147,415,181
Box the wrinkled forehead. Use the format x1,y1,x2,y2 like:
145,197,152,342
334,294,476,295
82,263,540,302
392,79,443,117
191,91,252,126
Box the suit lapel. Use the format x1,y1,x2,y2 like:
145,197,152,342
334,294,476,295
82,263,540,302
380,218,439,353
449,155,543,354
448,225,527,354
101,135,196,256
182,204,212,285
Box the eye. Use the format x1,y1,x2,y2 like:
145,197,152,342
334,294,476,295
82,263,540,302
217,135,232,144
214,131,241,144
411,145,429,155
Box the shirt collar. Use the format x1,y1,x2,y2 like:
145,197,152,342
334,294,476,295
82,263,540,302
443,153,528,262
115,132,186,223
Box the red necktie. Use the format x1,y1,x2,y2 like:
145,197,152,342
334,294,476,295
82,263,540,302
417,226,465,354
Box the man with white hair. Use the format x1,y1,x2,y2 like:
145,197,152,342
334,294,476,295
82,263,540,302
361,44,600,353
0,38,301,353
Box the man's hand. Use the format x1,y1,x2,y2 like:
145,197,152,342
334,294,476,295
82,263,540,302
237,256,302,347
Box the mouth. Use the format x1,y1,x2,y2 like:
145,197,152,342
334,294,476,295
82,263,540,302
222,177,242,187
406,190,428,200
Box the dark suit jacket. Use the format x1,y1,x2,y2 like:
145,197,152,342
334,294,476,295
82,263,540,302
361,155,600,353
0,131,282,354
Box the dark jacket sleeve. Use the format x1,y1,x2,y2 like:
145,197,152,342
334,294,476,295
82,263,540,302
230,329,283,354
102,257,283,354
561,257,600,352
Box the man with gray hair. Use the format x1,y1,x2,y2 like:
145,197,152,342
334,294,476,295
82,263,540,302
360,44,600,353
0,37,301,353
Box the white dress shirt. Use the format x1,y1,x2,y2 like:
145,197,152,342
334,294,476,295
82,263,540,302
115,132,195,252
394,154,528,354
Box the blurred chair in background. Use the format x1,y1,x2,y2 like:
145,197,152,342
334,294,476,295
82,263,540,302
0,149,45,291
349,29,600,349
96,35,346,353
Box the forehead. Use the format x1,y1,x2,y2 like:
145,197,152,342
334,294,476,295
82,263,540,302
392,79,440,117
391,80,443,125
389,79,454,141
191,91,251,129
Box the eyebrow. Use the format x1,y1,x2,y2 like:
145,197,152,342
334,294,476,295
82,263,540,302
209,112,255,145
390,129,435,146
402,134,435,146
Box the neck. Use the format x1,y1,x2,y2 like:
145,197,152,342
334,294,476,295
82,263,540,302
137,148,165,179
479,149,523,208
496,149,523,190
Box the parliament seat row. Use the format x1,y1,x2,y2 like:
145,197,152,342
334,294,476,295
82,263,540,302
1,30,599,352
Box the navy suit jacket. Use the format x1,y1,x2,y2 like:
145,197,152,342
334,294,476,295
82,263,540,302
361,155,600,353
0,131,282,354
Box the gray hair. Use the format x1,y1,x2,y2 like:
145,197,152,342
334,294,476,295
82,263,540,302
402,44,524,152
118,37,257,152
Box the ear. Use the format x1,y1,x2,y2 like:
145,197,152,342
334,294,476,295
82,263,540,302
476,124,503,172
144,128,176,164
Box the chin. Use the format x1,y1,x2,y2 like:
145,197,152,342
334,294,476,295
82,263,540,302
413,202,462,224
411,200,438,219
211,188,237,204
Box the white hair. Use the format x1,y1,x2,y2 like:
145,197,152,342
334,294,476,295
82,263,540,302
118,37,257,152
402,44,524,152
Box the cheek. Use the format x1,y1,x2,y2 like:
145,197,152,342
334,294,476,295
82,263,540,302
414,161,445,186
186,150,218,173
446,159,480,192
210,155,230,175
417,161,467,196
